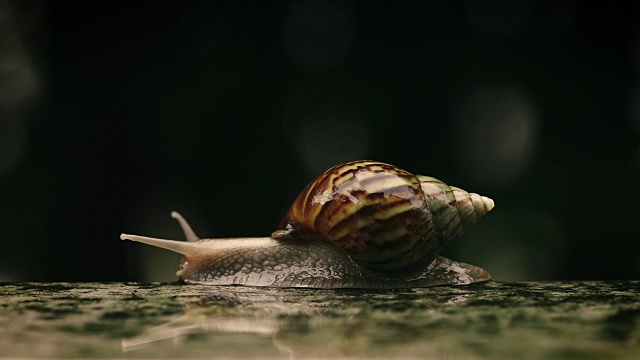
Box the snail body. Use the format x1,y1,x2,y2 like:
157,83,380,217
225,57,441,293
121,160,494,289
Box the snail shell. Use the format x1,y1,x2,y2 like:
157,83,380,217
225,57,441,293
272,161,494,276
120,160,494,288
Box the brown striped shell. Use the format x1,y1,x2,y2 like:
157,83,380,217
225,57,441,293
272,160,494,277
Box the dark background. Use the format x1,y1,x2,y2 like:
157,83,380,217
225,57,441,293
1,1,638,282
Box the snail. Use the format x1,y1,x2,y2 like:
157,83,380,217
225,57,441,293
120,160,494,289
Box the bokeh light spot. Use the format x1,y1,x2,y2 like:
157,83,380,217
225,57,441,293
283,91,371,175
0,110,26,177
294,104,370,175
282,0,355,72
452,85,538,186
0,53,37,100
451,211,566,281
0,1,39,178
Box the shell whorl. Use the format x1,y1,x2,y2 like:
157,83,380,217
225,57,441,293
272,160,494,276
418,176,494,245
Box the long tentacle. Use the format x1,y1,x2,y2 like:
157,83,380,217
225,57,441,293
120,234,198,256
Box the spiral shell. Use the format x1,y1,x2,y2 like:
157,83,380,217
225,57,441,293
272,160,494,276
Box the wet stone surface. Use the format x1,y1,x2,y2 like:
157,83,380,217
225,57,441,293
0,281,639,359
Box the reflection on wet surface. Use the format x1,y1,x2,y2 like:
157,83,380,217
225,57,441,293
0,282,639,358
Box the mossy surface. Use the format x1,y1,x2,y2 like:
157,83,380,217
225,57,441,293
0,281,639,359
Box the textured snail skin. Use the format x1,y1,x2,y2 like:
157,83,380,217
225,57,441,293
175,237,490,289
